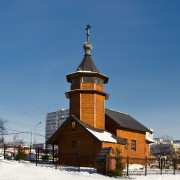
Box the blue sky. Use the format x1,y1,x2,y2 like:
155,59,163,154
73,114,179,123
0,0,180,143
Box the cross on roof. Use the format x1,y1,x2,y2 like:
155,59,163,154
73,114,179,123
85,24,91,42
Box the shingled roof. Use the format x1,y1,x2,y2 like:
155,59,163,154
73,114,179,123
66,59,109,84
76,54,100,73
105,108,152,133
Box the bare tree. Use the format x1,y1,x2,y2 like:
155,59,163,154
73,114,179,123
151,143,172,158
0,118,7,144
13,134,24,145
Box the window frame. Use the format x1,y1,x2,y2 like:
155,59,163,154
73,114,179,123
131,140,136,151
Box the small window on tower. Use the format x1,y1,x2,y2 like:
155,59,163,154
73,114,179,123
72,78,80,84
82,76,95,83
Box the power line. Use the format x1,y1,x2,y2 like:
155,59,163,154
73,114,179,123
1,131,30,136
6,128,45,137
2,116,45,131
33,132,45,137
6,128,27,133
5,120,44,132
3,128,45,137
1,103,65,115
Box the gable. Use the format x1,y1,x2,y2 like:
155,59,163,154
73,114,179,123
46,115,125,145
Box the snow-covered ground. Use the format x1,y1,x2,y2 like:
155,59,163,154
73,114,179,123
0,158,180,180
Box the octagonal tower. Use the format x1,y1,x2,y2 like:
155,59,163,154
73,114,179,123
65,25,109,129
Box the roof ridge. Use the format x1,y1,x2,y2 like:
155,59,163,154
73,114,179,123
106,108,129,116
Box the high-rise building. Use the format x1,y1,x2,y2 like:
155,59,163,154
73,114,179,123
45,109,69,141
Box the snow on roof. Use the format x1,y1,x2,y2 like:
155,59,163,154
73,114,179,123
146,136,154,143
77,70,92,72
86,128,117,143
146,131,154,143
67,71,107,77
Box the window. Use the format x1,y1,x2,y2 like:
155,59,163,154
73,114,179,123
123,138,128,150
81,76,104,85
72,76,105,85
71,121,77,130
131,140,136,151
72,141,77,149
96,78,104,85
82,76,94,83
72,78,80,84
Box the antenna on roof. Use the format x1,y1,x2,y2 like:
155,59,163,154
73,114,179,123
85,24,91,42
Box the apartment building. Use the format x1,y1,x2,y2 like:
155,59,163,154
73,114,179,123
45,109,69,141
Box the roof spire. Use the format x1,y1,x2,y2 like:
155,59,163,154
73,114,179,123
83,24,92,55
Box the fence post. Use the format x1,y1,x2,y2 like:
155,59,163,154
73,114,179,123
52,144,54,164
30,145,31,158
127,156,129,176
145,157,147,176
55,149,58,169
36,147,38,166
38,147,39,162
45,147,48,162
173,159,176,175
55,157,57,169
160,158,163,175
105,155,109,175
3,144,6,160
78,153,80,172
18,145,21,162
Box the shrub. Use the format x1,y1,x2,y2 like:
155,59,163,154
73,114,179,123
108,148,124,177
15,147,27,161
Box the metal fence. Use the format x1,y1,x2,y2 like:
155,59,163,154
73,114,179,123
121,156,180,176
3,144,57,164
3,144,180,176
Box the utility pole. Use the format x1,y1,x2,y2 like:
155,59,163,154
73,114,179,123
30,122,41,147
30,130,33,147
34,122,41,145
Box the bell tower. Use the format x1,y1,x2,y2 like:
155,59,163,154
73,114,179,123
65,25,109,130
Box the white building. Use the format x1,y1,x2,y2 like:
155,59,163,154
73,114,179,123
45,109,69,142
